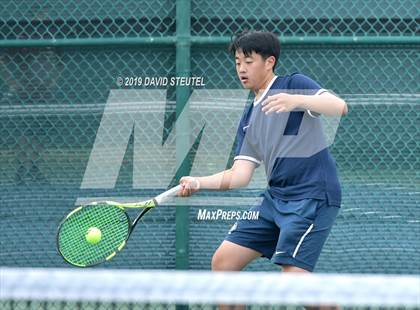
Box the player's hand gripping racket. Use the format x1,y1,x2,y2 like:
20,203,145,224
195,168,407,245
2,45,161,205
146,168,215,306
57,185,181,267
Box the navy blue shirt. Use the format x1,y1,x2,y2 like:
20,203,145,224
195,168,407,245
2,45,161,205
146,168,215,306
234,73,342,206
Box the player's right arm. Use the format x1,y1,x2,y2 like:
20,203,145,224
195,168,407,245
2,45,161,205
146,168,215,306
178,159,257,197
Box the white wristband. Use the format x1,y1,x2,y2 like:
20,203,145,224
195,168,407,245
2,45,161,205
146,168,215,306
192,177,201,190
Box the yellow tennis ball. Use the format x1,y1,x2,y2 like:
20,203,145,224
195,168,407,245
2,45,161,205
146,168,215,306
86,227,102,244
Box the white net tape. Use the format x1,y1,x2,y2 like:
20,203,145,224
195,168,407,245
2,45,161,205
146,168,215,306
1,268,419,307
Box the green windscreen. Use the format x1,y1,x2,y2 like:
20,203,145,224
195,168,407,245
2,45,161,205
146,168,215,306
0,0,418,273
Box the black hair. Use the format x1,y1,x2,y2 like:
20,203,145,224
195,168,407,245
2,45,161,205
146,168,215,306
229,30,280,70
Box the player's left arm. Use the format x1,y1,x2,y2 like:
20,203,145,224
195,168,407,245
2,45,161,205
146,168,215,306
261,73,348,117
297,91,348,116
262,91,347,116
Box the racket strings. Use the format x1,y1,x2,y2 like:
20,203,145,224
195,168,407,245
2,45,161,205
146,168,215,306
58,204,130,266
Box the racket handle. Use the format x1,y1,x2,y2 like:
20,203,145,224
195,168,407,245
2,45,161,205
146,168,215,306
155,185,182,205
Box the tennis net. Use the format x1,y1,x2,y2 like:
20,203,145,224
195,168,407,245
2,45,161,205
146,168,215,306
1,268,419,309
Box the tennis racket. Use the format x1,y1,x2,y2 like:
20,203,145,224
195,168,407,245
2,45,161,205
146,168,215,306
56,185,181,267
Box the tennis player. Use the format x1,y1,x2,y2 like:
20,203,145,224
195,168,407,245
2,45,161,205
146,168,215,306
179,30,347,295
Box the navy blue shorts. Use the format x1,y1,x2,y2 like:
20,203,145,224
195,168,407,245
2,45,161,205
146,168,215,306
225,193,340,272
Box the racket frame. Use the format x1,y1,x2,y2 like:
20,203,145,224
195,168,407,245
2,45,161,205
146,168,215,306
56,185,180,267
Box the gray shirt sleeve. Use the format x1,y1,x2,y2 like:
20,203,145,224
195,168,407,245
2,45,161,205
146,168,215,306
233,128,262,166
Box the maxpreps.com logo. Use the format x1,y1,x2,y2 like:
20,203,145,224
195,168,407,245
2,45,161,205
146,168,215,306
80,89,251,190
78,88,342,198
197,209,259,221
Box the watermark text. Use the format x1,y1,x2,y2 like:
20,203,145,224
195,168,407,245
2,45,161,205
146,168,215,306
196,209,259,221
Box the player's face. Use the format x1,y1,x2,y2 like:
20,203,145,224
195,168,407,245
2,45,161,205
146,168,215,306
235,50,274,91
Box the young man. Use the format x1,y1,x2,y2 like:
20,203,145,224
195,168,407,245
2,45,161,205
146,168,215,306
179,31,347,278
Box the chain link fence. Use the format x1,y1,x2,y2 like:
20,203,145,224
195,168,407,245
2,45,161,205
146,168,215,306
0,0,419,273
1,0,418,39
